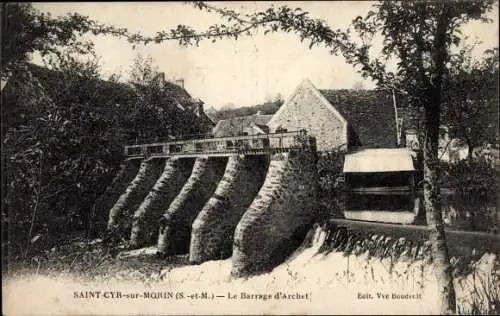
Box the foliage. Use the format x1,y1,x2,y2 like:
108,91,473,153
440,157,498,233
1,3,215,262
442,47,499,158
2,56,125,260
124,54,212,142
210,99,283,122
2,12,214,262
441,158,498,198
316,151,345,218
1,3,96,77
2,4,497,313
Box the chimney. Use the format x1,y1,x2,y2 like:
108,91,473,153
174,78,184,88
405,129,420,151
194,101,204,117
158,72,166,88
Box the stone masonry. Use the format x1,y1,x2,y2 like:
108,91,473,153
157,157,227,255
107,157,164,238
268,79,347,151
93,159,141,234
129,158,195,248
232,138,321,276
189,155,269,263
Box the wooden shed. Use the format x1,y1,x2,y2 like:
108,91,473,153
342,148,421,224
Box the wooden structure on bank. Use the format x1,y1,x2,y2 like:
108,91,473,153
342,148,422,224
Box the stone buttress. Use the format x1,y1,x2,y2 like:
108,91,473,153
189,155,269,263
232,137,321,276
157,157,227,255
129,158,195,248
107,157,164,237
93,159,141,234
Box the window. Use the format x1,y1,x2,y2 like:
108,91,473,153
127,147,142,156
146,145,163,154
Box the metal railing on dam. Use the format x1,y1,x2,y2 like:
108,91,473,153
123,130,309,158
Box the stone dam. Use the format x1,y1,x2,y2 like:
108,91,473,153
98,132,323,276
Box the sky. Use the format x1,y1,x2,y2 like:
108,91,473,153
32,1,499,110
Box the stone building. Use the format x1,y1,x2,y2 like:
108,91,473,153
268,78,417,152
212,112,273,137
267,79,422,224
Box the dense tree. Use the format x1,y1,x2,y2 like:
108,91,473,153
1,3,97,76
443,46,499,160
210,99,283,121
2,54,125,258
124,53,213,141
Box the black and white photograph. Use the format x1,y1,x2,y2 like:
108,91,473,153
1,1,499,315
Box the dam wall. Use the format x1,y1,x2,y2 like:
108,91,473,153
129,158,195,248
107,158,164,237
157,157,227,256
232,144,321,277
189,155,269,263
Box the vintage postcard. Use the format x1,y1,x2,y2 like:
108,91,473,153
2,1,499,315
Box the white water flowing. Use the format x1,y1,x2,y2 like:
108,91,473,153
159,225,497,314
3,226,498,315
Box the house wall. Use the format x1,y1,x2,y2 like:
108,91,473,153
268,81,347,151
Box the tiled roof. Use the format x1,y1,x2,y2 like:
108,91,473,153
197,111,216,128
319,89,401,148
26,63,136,108
213,114,273,137
253,123,270,134
6,64,215,134
163,81,192,100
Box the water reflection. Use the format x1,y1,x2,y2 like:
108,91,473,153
441,193,498,234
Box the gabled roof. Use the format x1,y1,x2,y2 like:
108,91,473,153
319,89,399,148
268,78,348,131
196,109,216,128
251,122,269,134
213,114,273,137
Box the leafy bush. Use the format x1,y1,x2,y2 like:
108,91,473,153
210,99,283,121
317,151,345,217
